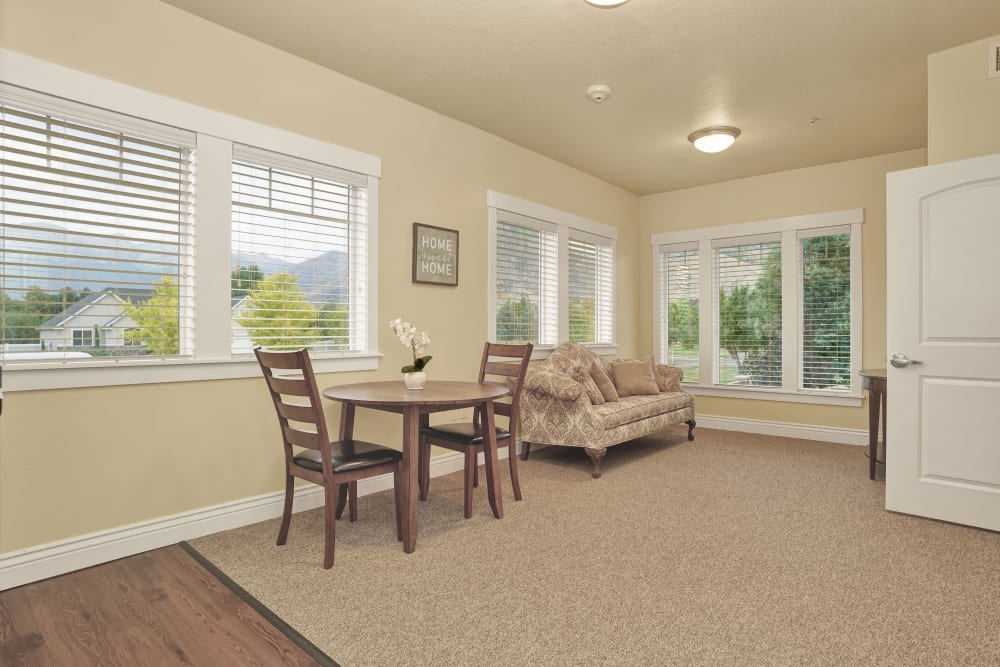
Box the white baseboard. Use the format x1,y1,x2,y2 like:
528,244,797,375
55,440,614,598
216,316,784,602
696,414,867,446
0,448,509,591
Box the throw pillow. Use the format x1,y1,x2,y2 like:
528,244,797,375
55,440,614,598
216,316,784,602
588,361,619,402
569,366,605,405
610,358,660,397
654,364,683,393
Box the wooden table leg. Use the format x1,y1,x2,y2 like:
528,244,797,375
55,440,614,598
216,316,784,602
481,400,503,519
868,390,879,480
338,403,355,441
880,390,887,468
402,405,421,553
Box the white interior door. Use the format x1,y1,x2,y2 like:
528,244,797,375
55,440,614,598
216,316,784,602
886,152,1000,532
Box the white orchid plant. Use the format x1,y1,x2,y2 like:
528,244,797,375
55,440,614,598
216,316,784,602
389,318,432,373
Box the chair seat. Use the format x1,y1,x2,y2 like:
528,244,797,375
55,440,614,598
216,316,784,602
421,422,511,446
294,440,403,473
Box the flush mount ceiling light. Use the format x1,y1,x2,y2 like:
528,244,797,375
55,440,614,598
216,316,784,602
687,126,741,153
584,0,630,7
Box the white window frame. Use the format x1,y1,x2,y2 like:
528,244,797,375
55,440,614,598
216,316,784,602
0,50,381,391
487,191,617,357
652,209,863,407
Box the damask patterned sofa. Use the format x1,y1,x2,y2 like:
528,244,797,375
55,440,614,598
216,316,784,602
519,342,696,478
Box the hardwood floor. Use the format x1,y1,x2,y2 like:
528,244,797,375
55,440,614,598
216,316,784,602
0,543,336,666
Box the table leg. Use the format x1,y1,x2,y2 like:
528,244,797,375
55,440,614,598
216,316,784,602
481,400,504,519
880,390,887,472
868,390,879,480
338,403,355,441
402,405,421,553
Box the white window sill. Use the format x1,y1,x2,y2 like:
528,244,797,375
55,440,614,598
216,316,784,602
685,384,863,407
2,353,382,392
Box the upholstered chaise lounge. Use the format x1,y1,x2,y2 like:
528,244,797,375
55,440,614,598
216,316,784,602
519,342,695,478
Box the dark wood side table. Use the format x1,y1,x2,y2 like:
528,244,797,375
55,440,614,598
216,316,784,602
859,369,887,480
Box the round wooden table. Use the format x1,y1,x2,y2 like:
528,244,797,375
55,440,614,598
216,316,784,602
322,380,510,553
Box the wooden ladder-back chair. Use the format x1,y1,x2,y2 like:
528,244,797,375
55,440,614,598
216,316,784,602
417,342,533,518
255,348,403,568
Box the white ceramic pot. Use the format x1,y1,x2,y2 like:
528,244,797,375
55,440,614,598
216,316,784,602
403,371,426,390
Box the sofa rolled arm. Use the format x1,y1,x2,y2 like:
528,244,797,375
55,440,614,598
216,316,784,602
654,364,685,393
524,368,584,402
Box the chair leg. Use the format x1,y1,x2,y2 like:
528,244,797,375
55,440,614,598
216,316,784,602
393,466,403,542
277,473,294,546
508,439,522,501
418,436,431,501
335,484,349,520
323,483,338,569
349,481,358,523
520,441,532,461
472,459,479,488
463,448,476,519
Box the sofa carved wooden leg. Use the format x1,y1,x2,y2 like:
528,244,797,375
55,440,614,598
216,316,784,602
585,447,607,478
686,419,696,441
520,441,532,461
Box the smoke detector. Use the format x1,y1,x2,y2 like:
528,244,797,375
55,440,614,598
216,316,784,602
586,84,612,104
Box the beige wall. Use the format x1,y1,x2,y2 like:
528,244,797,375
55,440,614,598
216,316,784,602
0,0,639,552
928,35,1000,164
638,149,927,430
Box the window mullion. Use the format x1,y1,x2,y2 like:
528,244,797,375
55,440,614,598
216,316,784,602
192,134,234,361
557,225,569,344
698,238,714,386
781,229,799,392
849,222,863,396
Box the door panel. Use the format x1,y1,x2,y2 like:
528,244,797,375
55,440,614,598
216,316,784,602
923,182,1000,339
886,152,1000,532
921,378,1000,486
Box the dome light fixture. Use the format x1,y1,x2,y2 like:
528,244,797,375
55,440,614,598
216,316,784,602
584,0,630,7
687,126,741,153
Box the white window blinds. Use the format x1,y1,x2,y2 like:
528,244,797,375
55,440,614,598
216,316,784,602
0,94,195,363
800,232,851,391
660,244,700,383
714,238,782,387
231,145,368,353
568,233,614,345
494,213,558,345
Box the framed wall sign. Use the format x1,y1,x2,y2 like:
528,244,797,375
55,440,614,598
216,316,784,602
412,223,459,286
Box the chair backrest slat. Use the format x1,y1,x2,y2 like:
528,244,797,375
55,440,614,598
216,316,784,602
483,361,521,378
277,401,319,424
285,426,323,450
267,375,311,396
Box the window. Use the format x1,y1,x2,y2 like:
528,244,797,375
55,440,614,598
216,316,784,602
488,192,617,352
0,91,195,362
800,231,851,391
493,216,558,345
71,329,94,347
714,238,782,387
653,209,862,404
659,245,700,383
231,146,369,354
568,233,614,345
1,53,381,391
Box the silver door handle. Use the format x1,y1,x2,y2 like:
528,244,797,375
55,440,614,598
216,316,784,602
890,353,923,368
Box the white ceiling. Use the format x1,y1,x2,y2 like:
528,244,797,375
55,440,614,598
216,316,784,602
162,0,1000,195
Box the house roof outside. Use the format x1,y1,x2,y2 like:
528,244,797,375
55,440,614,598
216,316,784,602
38,288,154,329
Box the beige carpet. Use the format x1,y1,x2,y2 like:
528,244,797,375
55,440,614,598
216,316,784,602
191,429,1000,666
